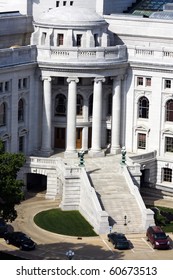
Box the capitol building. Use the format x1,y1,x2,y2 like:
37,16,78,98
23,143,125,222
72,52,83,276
1,0,173,234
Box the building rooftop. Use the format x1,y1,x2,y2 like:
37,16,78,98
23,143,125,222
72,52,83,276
125,0,173,17
36,7,106,27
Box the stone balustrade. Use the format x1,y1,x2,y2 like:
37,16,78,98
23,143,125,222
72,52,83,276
0,46,37,67
26,156,65,171
38,45,127,64
123,165,155,229
128,46,173,62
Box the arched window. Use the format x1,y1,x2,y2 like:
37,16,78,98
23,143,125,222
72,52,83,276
76,94,83,115
107,93,112,116
55,94,66,116
89,94,93,117
18,99,24,122
166,99,173,122
138,96,149,118
0,103,6,126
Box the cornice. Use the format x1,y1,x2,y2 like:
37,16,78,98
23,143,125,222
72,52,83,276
130,63,173,73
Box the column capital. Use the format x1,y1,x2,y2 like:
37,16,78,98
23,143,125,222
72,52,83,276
67,77,79,84
94,77,106,84
41,76,52,82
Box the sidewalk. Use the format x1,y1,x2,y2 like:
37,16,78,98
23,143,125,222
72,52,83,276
1,193,173,260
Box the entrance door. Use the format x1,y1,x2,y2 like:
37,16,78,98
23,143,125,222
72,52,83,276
54,127,66,149
76,128,82,149
88,127,92,148
140,169,150,187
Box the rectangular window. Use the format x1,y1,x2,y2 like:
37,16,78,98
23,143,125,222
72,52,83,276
137,77,143,86
57,34,64,46
0,82,3,92
56,1,59,7
165,79,171,89
146,77,151,87
18,78,28,90
94,34,99,47
23,78,28,89
76,34,82,47
70,1,73,5
137,133,146,149
63,1,66,6
0,81,11,93
165,137,173,152
19,136,24,153
18,79,22,90
4,81,9,92
41,32,47,45
163,168,172,182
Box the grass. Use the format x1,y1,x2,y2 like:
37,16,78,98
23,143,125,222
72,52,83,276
34,209,98,237
147,205,173,232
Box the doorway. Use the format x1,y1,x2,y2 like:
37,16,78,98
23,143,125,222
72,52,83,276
27,174,47,193
54,127,66,149
88,127,92,149
76,128,82,149
140,169,150,187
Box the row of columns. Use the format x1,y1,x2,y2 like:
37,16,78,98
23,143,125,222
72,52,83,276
41,75,123,156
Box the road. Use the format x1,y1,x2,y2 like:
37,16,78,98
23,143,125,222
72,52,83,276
0,194,173,260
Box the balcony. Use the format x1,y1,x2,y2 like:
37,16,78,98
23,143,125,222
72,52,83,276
37,45,127,67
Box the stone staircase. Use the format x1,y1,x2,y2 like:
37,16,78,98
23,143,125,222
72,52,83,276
85,155,145,234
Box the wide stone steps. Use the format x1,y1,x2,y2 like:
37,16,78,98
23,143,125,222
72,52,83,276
85,156,144,233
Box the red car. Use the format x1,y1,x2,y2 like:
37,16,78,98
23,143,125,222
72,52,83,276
146,226,170,249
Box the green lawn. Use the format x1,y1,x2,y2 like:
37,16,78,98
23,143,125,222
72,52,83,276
34,209,98,237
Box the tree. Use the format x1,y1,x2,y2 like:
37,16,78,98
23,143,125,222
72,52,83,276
0,141,25,221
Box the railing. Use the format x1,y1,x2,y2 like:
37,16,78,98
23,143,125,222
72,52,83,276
79,168,109,234
128,46,173,61
26,156,65,172
135,49,154,56
0,46,37,67
123,165,155,229
39,45,127,63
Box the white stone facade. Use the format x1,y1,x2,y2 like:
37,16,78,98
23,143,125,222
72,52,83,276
1,1,173,196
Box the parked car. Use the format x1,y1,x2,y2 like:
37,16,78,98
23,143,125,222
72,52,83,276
4,231,36,250
0,218,8,237
107,232,130,250
146,226,170,249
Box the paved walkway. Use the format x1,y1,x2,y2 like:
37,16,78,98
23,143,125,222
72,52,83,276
0,153,173,259
0,193,173,260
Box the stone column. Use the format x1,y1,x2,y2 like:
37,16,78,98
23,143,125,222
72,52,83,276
120,75,127,147
111,76,122,154
65,77,79,156
89,77,105,156
41,76,53,156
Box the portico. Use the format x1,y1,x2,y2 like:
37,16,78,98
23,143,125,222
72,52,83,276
31,6,128,157
40,73,126,157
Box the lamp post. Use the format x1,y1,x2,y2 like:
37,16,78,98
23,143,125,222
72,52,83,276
66,250,75,260
78,150,85,167
121,146,126,165
124,215,127,226
109,225,113,233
